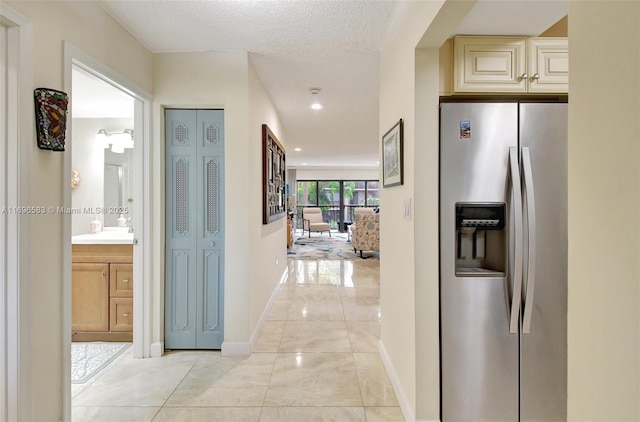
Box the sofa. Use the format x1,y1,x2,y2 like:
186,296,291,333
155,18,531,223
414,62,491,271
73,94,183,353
351,212,379,258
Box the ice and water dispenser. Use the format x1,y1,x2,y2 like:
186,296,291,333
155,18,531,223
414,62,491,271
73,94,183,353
455,203,506,276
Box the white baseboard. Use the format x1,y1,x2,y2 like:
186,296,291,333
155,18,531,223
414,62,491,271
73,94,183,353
150,341,164,358
223,267,288,357
221,341,251,356
248,267,289,351
378,339,416,422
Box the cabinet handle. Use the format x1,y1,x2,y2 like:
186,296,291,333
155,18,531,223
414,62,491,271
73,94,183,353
531,73,540,81
520,73,528,81
122,313,129,317
102,272,107,277
122,279,129,283
209,241,215,247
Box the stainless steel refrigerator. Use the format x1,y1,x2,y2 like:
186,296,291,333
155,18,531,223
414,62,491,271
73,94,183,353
439,102,567,421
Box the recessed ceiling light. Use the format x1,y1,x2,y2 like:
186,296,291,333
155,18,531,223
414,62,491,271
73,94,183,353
302,162,308,166
294,147,302,152
309,87,324,110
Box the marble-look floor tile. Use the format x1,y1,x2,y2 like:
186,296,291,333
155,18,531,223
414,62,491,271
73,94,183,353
72,351,204,407
154,407,262,422
339,285,380,299
276,285,296,300
288,298,344,321
346,320,380,352
342,297,381,321
165,353,276,406
279,321,351,352
72,406,160,422
365,406,406,422
353,353,399,407
264,353,362,406
254,321,285,352
267,298,292,320
293,285,340,301
259,406,366,421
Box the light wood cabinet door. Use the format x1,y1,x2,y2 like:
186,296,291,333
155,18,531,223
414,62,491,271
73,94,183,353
454,36,527,93
72,263,109,332
110,298,133,332
110,263,133,297
527,38,569,93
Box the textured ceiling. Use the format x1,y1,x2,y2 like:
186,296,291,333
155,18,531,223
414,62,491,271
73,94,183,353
92,0,566,167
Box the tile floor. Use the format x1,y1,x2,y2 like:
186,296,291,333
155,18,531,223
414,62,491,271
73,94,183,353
72,258,404,421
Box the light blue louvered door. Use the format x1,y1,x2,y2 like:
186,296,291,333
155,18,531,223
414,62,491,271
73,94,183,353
165,109,224,349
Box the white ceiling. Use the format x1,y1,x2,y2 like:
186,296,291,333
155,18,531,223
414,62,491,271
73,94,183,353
82,0,566,167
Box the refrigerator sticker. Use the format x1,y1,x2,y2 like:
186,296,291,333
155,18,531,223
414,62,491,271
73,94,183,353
460,120,471,140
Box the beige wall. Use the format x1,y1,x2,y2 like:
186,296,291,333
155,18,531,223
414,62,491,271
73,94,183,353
567,2,640,420
248,57,289,340
3,1,152,420
153,51,287,352
379,1,447,419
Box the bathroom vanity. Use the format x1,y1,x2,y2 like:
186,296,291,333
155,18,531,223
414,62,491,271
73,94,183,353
71,230,134,342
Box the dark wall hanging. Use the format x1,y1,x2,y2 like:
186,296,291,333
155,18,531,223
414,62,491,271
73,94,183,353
262,124,286,224
34,88,69,151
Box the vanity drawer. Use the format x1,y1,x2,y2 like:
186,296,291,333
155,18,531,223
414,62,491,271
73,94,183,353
110,298,133,332
110,264,133,297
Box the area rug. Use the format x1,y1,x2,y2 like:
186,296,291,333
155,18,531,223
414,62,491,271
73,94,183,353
287,232,378,260
71,342,131,384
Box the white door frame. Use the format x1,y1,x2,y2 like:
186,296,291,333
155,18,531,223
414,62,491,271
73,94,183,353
0,5,33,422
62,43,153,418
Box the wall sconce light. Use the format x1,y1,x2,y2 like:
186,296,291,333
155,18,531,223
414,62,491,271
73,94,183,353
96,129,134,153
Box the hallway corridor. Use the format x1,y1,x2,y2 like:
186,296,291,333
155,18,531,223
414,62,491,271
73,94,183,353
72,258,404,421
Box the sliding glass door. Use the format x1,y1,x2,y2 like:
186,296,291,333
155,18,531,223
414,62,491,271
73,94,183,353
296,180,379,231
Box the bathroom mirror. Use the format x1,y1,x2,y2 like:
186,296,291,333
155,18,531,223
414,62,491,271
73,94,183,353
104,149,134,227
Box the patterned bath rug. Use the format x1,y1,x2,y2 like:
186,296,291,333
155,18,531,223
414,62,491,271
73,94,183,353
71,342,131,384
287,232,378,260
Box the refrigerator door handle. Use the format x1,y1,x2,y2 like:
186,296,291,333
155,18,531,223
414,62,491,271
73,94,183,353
521,147,537,333
509,147,523,334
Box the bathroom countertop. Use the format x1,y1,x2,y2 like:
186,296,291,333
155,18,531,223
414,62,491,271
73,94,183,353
72,228,134,245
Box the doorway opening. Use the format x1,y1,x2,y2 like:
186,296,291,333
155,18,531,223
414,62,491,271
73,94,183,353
63,43,153,420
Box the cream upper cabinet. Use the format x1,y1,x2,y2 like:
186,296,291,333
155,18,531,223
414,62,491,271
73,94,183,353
453,36,568,94
527,38,569,93
454,36,528,93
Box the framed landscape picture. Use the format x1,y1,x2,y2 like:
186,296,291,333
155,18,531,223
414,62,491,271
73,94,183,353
382,118,403,188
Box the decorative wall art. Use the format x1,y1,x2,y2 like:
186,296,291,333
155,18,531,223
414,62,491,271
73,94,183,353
262,124,286,224
34,88,69,151
382,118,404,188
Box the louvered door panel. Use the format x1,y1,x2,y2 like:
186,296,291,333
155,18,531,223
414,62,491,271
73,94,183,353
165,109,224,349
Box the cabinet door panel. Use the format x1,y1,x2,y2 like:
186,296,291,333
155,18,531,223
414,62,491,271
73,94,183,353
528,38,569,93
72,263,109,332
454,36,527,92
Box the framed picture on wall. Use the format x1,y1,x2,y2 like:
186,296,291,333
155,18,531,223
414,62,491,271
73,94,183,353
382,118,403,188
262,124,287,224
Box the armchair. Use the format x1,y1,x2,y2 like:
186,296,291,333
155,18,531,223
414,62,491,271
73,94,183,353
302,207,331,238
352,213,379,258
348,207,374,241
